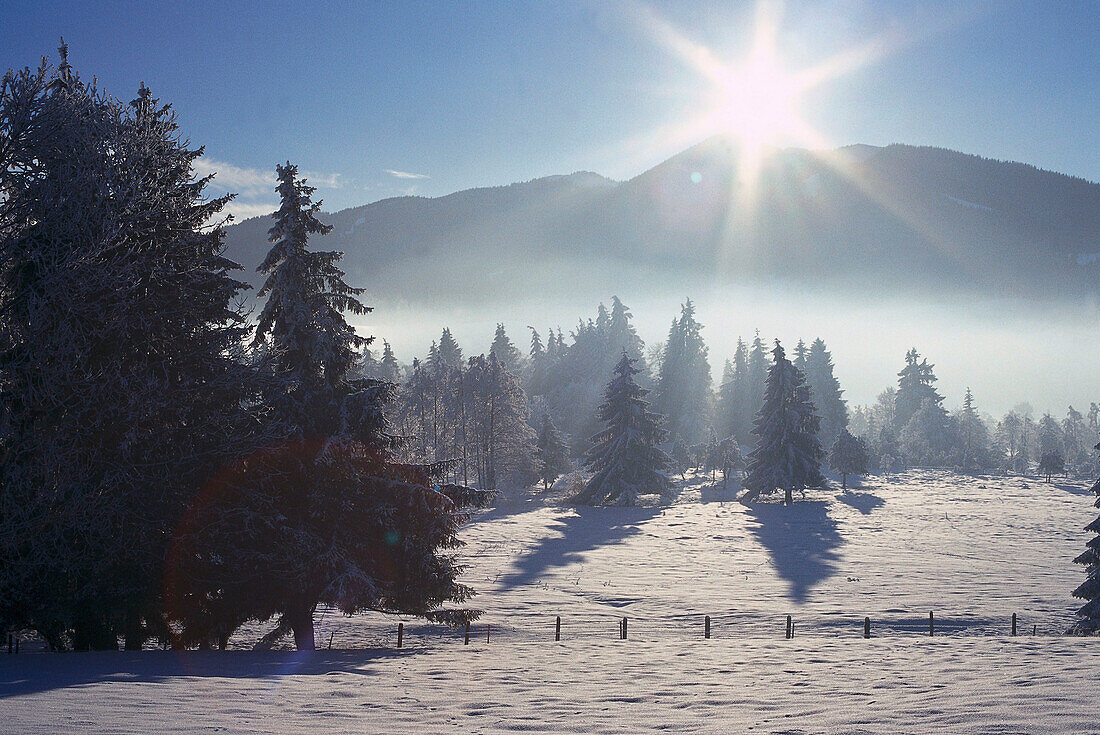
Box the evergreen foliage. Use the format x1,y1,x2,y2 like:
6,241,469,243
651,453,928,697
0,48,255,650
829,429,869,489
535,412,572,491
742,341,825,504
1071,445,1100,634
653,299,713,446
573,353,672,506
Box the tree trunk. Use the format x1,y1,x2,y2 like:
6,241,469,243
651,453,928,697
784,486,793,505
842,473,847,489
287,604,315,651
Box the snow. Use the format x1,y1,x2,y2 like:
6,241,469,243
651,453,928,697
3,470,1098,733
945,194,994,212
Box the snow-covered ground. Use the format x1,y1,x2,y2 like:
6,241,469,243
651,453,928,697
3,470,1099,733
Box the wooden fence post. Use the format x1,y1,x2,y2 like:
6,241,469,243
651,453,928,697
555,616,561,641
486,624,490,643
1011,613,1017,636
704,616,711,639
622,617,628,640
864,617,871,638
464,623,470,645
397,623,403,649
786,615,792,639
1032,625,1036,636
929,611,934,637
328,632,334,650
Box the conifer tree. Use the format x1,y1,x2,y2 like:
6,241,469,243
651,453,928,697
829,429,869,489
490,323,524,376
535,412,571,491
742,341,825,504
183,163,473,650
1071,445,1100,634
956,387,993,471
653,299,712,446
0,49,256,649
379,340,402,383
895,348,944,428
573,353,672,506
804,338,849,450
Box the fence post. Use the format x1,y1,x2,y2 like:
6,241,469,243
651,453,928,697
704,616,711,639
555,616,561,641
622,617,628,640
1011,613,1017,636
864,617,871,638
786,615,792,639
486,624,490,644
1033,625,1036,636
397,623,403,649
464,623,470,645
929,611,934,637
328,632,334,650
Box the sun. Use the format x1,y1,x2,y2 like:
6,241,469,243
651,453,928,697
629,1,901,191
707,44,805,153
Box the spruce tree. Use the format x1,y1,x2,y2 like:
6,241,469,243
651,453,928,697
1072,445,1100,634
653,299,713,446
742,341,825,504
895,348,944,428
0,49,255,649
379,340,401,383
804,338,849,450
829,429,869,489
535,412,572,491
574,353,672,506
957,387,993,471
182,163,473,650
490,323,524,376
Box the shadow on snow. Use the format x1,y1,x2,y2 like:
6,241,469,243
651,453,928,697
836,488,885,515
493,506,661,590
0,648,420,699
744,500,843,603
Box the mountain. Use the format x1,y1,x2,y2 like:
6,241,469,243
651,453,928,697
223,140,1100,304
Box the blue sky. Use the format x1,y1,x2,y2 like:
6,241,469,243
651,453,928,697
3,0,1097,218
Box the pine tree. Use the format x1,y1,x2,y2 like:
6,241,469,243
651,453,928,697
653,299,713,446
742,341,825,504
535,412,571,491
829,429,869,489
573,353,672,506
956,388,993,472
1071,445,1100,634
435,328,464,372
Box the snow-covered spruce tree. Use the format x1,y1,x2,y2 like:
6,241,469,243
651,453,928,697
174,163,474,651
894,348,944,429
1071,445,1100,634
956,387,994,472
804,338,849,450
653,299,713,446
829,429,869,489
573,352,673,506
535,411,572,491
0,49,256,650
742,341,825,505
489,323,525,377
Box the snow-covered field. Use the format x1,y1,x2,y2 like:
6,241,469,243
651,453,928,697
3,470,1099,734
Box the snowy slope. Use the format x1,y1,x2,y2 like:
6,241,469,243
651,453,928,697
3,470,1098,734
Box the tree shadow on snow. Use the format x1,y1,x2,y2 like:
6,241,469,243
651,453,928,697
493,506,661,590
836,489,885,515
744,501,843,603
0,648,418,699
